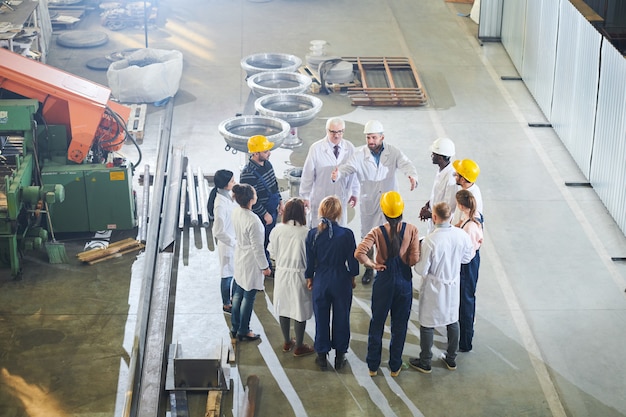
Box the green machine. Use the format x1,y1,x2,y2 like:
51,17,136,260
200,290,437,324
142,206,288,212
0,99,65,278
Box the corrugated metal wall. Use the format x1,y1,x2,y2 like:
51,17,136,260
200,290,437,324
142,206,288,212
501,0,527,72
521,0,559,119
551,0,601,177
478,0,504,40
590,42,626,235
497,0,626,233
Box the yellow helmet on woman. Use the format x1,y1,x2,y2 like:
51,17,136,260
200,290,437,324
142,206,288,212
247,135,274,153
380,191,404,219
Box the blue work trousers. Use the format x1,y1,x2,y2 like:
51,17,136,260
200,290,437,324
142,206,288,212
366,271,412,373
313,275,352,354
459,250,480,351
231,280,257,337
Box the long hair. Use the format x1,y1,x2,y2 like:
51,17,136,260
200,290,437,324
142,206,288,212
316,195,342,235
232,183,255,208
207,169,234,217
456,189,480,225
282,198,306,226
384,214,403,258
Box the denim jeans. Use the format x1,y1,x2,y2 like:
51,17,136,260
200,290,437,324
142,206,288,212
231,280,257,337
221,276,233,306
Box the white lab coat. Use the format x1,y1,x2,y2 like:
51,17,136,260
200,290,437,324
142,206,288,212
212,189,237,278
414,224,473,327
451,182,483,226
426,163,459,233
338,143,417,237
233,206,268,291
267,221,313,322
299,137,359,227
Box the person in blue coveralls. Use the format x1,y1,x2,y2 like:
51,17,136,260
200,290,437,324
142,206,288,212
355,191,420,377
305,196,359,371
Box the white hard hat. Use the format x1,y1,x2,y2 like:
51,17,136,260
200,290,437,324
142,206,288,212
430,137,455,157
363,120,384,134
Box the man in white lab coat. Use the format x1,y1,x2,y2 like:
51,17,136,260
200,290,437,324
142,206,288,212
409,202,474,373
332,120,418,284
300,117,359,227
419,137,458,234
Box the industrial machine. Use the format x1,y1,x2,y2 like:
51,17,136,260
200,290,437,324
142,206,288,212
0,99,65,277
0,48,139,278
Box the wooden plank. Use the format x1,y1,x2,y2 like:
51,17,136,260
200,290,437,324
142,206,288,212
127,104,147,143
205,391,222,417
77,238,144,263
239,375,259,417
383,57,396,89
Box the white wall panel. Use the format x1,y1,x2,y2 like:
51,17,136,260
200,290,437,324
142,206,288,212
501,0,527,73
478,0,504,40
550,0,601,178
522,0,559,118
590,41,626,235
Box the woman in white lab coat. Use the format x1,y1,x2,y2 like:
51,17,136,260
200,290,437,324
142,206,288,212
409,202,473,374
207,169,236,314
231,184,271,341
267,198,315,357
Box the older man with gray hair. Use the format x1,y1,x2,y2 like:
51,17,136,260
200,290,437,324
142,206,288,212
300,117,359,227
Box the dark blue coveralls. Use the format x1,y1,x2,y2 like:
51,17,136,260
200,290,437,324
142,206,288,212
459,216,482,352
305,222,359,355
366,223,413,373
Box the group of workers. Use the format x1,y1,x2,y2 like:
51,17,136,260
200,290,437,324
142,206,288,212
207,118,484,375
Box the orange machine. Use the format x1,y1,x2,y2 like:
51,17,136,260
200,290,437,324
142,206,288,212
0,48,131,164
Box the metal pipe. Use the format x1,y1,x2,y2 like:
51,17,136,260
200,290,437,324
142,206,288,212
178,178,187,230
197,166,210,228
138,164,150,243
159,147,184,251
186,162,198,226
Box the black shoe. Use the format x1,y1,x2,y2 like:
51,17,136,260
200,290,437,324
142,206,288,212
315,353,328,371
334,352,347,370
408,358,432,374
230,331,237,340
442,354,457,371
361,269,373,285
237,332,261,341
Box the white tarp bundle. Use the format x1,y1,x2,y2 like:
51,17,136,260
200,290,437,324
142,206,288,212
107,48,183,103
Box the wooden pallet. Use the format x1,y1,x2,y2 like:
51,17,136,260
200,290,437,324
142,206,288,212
298,65,360,94
127,103,147,143
76,237,144,265
343,56,428,107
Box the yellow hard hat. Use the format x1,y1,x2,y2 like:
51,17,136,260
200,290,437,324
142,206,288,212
453,159,480,183
380,191,404,219
247,135,274,153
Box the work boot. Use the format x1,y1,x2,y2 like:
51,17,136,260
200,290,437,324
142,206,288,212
335,352,347,370
361,268,373,285
315,352,328,371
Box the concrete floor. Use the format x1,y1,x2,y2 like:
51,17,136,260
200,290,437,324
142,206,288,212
1,0,626,416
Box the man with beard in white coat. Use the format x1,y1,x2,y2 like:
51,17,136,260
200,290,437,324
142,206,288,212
332,120,418,284
409,202,473,373
300,117,359,227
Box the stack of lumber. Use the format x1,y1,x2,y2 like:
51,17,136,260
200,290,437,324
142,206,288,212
77,237,144,265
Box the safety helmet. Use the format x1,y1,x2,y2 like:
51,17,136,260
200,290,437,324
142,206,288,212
363,120,384,134
453,159,480,183
380,191,404,219
247,135,274,153
430,137,455,157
